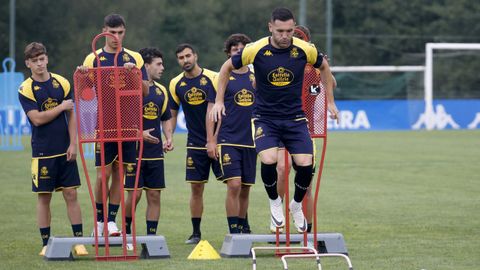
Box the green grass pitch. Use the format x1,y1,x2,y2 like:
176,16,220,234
1,130,479,270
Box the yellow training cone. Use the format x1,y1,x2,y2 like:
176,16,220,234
187,240,221,260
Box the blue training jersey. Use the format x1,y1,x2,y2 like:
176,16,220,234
141,82,171,159
207,70,256,147
231,37,323,119
169,69,217,148
83,47,148,80
18,73,72,158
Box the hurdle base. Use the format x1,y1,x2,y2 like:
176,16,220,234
220,233,348,258
44,235,170,261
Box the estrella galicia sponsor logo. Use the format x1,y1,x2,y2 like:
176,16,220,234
234,89,255,106
184,87,206,105
268,66,294,87
42,98,59,111
143,101,159,120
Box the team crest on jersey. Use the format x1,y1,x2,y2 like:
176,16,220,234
143,101,159,120
52,79,60,89
42,98,59,111
155,88,162,96
200,77,208,86
34,85,41,91
122,53,131,62
290,48,299,58
184,87,206,105
222,153,231,165
186,157,194,168
100,56,107,61
249,74,255,82
268,66,294,87
229,76,236,81
264,50,273,56
180,81,187,87
40,166,50,179
234,89,255,107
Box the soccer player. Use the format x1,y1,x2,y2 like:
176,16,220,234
124,47,173,245
274,25,338,234
206,34,256,234
169,43,222,244
18,42,88,256
77,13,149,236
211,7,339,233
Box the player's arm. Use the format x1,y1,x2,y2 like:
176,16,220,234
161,119,174,152
206,102,219,160
65,109,77,161
26,100,74,127
318,59,339,122
209,59,235,122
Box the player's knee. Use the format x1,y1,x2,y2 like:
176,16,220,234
292,156,313,167
63,189,78,202
146,190,160,203
191,183,204,197
227,179,242,194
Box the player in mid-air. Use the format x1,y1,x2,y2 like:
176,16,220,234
274,25,338,233
77,13,149,237
169,44,222,244
206,33,256,234
18,42,88,256
123,47,173,247
211,7,338,233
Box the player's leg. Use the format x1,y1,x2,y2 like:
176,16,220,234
254,118,285,228
58,156,88,255
32,157,54,255
185,149,208,244
93,142,115,236
225,178,241,233
144,159,165,235
283,119,313,232
238,147,256,233
219,145,242,233
37,193,52,256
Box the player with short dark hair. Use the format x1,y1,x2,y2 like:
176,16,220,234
123,47,173,248
19,42,88,256
207,33,256,234
169,43,222,244
77,13,149,237
211,7,338,233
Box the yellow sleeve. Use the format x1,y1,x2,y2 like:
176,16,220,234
241,37,269,66
155,82,169,114
292,37,320,66
202,69,218,91
124,48,144,69
168,73,183,107
82,51,99,68
18,78,35,102
51,73,71,98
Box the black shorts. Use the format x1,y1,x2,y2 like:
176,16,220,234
185,148,222,183
218,145,256,185
31,155,81,193
95,141,136,167
124,160,165,190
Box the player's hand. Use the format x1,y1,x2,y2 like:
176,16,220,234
66,144,77,161
328,102,340,124
76,65,89,73
143,128,160,144
206,142,218,160
209,102,226,122
163,138,174,152
124,62,136,70
61,99,74,111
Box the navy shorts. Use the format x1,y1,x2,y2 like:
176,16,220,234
95,141,136,167
218,145,256,185
185,148,222,183
124,160,165,190
253,117,313,156
31,155,81,193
